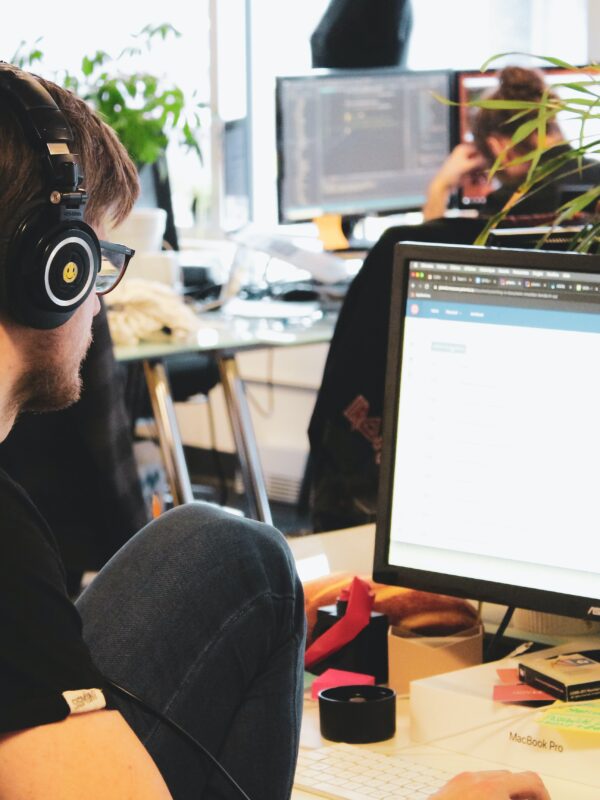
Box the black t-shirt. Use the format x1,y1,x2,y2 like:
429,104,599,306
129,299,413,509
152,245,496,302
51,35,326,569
0,466,107,734
483,144,600,217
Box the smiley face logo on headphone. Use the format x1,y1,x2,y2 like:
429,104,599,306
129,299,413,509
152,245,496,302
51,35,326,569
62,261,79,284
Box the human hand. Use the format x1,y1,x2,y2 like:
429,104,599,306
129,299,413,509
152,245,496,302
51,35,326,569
422,143,489,220
433,143,488,191
429,770,551,800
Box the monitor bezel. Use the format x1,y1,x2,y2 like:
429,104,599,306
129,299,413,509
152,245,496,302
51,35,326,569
275,67,455,224
373,241,600,621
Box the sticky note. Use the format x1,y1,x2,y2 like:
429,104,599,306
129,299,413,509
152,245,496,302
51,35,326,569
311,668,375,700
537,701,600,733
313,214,349,251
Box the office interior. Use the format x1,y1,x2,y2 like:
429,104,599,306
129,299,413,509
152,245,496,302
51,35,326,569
4,3,600,797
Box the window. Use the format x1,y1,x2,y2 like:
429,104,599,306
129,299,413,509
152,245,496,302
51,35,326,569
407,0,588,70
0,2,210,233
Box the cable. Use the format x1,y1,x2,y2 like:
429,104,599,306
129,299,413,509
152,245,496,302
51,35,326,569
485,605,515,662
104,678,253,800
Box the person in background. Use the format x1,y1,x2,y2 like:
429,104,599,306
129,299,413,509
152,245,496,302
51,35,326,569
308,65,600,533
423,65,600,221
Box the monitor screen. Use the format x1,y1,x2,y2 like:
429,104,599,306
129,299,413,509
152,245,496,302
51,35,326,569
373,242,600,621
454,67,600,207
276,69,453,222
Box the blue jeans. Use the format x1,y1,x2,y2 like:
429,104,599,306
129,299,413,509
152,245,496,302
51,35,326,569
76,503,306,799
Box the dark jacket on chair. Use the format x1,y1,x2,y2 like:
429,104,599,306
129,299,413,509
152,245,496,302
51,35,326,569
308,218,485,532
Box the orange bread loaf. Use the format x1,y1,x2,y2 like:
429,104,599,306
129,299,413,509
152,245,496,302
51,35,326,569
304,572,479,642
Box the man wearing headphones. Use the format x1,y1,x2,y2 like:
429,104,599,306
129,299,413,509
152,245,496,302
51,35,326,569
0,64,551,800
0,64,305,799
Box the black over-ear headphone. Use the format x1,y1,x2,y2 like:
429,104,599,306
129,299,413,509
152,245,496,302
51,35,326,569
0,64,100,329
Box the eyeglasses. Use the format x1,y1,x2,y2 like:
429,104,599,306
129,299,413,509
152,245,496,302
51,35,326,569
96,240,135,295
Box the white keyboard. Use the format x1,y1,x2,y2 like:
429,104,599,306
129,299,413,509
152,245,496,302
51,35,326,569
294,743,453,799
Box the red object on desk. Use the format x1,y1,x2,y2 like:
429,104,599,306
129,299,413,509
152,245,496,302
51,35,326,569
311,668,375,700
304,576,374,669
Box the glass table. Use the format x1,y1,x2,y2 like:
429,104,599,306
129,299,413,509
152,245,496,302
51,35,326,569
114,305,336,525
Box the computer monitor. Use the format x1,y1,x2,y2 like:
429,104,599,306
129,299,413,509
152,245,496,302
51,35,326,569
373,242,600,622
276,68,453,223
454,66,600,207
137,154,179,250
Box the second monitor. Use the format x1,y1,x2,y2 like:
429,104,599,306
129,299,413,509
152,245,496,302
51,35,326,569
276,68,453,223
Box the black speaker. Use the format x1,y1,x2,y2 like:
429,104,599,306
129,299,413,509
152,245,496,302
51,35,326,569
0,64,100,329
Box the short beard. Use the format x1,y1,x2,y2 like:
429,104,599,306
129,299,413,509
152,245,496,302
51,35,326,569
17,368,84,413
13,327,93,415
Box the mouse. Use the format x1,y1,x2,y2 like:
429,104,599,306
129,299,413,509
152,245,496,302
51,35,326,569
279,288,320,302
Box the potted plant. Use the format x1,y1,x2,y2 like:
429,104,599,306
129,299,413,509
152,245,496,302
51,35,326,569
12,24,205,250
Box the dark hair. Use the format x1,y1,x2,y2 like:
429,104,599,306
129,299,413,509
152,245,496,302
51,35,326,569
473,66,562,162
0,65,139,231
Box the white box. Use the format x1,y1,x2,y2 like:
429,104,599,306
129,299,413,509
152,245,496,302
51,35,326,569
409,636,600,787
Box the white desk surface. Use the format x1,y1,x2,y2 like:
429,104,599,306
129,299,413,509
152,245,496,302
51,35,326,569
114,308,336,362
287,527,600,799
293,694,600,799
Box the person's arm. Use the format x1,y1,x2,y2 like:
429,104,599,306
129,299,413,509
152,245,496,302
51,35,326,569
423,143,488,221
0,710,172,799
430,769,551,800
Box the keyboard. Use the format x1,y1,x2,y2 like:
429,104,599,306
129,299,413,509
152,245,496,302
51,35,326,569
294,743,453,799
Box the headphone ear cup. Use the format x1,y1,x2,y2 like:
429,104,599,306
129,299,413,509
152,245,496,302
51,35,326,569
5,204,100,329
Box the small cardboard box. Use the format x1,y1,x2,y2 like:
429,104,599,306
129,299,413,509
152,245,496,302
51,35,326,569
388,622,483,695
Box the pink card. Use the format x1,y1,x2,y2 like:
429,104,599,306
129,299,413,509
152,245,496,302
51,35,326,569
493,682,554,703
311,668,375,700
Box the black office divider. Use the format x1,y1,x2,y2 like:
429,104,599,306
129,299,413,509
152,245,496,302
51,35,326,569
310,0,413,69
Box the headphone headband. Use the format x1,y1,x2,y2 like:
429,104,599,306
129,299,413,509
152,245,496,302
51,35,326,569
0,64,83,196
0,63,100,329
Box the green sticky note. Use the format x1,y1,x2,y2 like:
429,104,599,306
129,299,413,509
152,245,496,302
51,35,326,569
537,701,600,733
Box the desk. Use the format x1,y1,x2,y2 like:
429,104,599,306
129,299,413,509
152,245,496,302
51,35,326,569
287,527,600,799
293,695,600,799
115,309,336,523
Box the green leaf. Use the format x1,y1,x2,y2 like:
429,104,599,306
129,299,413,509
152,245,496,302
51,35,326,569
11,26,204,167
480,52,578,72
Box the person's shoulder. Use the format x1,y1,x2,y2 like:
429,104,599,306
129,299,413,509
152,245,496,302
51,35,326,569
0,465,46,524
0,464,61,566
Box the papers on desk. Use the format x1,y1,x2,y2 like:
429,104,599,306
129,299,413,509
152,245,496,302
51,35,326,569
229,227,351,284
222,297,322,320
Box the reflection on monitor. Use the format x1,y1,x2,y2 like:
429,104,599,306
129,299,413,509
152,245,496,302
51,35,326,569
374,242,600,621
455,67,600,206
276,69,453,222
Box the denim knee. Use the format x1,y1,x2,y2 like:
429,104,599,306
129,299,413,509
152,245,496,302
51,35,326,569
131,502,304,628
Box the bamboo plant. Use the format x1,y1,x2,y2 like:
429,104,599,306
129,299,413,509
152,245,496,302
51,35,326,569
457,53,600,251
